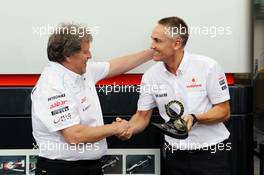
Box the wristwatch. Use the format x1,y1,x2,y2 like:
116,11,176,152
190,114,198,125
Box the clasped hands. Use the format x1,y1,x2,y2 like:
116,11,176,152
112,117,133,140
111,114,195,141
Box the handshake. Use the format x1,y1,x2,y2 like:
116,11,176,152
112,117,133,140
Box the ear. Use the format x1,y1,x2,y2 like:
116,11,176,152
64,56,71,63
172,38,182,50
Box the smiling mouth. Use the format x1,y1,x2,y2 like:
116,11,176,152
154,51,160,56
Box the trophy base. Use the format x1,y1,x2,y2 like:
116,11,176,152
151,122,188,139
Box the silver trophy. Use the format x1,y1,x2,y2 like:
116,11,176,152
152,100,188,139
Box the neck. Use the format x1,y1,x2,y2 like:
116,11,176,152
61,62,81,75
164,50,184,75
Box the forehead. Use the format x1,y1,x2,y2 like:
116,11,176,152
81,40,90,50
151,24,168,39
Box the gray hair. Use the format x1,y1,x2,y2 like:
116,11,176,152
47,23,93,63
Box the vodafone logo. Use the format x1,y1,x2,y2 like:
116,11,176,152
49,100,67,109
187,77,202,88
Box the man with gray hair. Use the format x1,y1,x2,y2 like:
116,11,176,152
31,23,153,175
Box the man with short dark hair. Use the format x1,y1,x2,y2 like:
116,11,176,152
31,23,153,175
117,16,231,175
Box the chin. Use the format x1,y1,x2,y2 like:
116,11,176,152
82,69,86,75
153,56,163,62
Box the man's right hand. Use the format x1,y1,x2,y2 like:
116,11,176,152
114,117,133,140
112,118,130,136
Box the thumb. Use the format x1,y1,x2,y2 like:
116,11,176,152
182,115,188,122
187,120,192,131
116,117,122,122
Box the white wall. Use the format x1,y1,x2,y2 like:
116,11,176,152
0,0,251,74
254,20,264,69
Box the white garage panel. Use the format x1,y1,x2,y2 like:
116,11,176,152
0,0,251,74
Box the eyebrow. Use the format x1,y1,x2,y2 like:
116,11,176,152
151,36,161,41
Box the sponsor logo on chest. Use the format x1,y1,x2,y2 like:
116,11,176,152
48,93,66,101
51,106,69,116
186,77,202,88
155,93,168,98
49,100,67,109
53,113,72,124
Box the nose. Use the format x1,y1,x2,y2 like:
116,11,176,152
151,42,156,50
87,51,92,60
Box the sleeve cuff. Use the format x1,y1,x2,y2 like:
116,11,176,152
211,95,230,105
137,104,156,111
101,62,110,80
49,120,80,133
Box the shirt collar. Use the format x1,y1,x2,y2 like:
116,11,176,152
48,61,83,82
177,51,189,75
161,51,189,76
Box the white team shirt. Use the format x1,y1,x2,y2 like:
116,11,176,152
31,61,109,160
138,52,230,150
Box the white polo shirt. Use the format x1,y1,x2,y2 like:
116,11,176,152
138,52,230,150
31,61,109,160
